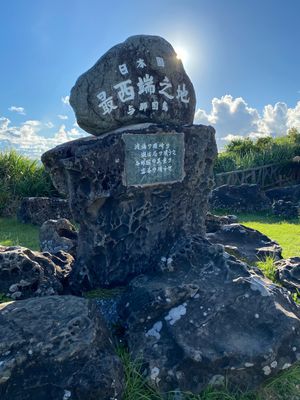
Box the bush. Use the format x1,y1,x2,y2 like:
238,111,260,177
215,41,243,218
0,150,58,216
215,130,300,173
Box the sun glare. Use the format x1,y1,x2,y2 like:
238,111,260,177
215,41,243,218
175,46,189,65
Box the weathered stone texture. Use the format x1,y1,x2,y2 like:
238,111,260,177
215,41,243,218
40,218,78,257
0,246,73,300
17,197,72,226
42,124,217,289
70,35,196,135
207,223,282,264
0,296,124,400
118,237,300,393
210,184,271,212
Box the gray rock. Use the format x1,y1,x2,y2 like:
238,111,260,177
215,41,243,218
272,200,299,219
42,124,216,289
205,212,238,233
70,35,196,136
207,223,282,264
0,246,73,299
40,219,78,257
265,184,300,203
275,257,300,293
118,236,300,394
0,296,124,400
210,184,271,213
17,197,72,226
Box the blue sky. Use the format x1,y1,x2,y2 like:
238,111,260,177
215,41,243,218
1,0,300,157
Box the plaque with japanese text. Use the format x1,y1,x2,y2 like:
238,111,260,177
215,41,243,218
123,132,185,186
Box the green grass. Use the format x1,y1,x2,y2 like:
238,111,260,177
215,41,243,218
237,213,300,259
0,150,58,216
0,217,39,250
256,256,277,282
118,346,300,400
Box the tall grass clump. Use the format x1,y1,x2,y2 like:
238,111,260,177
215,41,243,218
0,150,58,216
214,129,300,173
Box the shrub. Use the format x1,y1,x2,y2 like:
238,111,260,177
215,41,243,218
0,150,59,216
215,131,300,173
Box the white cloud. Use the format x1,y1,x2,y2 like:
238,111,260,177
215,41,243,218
45,121,54,128
61,95,70,105
22,120,41,127
0,117,87,159
195,96,300,148
8,106,26,115
57,114,68,120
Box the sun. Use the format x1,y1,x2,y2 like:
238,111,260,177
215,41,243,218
174,46,189,65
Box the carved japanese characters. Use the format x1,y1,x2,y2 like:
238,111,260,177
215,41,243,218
123,132,185,186
70,35,196,135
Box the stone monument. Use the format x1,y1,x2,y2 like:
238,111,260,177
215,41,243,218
42,35,216,289
42,35,300,395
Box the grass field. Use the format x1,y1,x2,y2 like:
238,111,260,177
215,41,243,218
238,213,300,259
1,214,300,399
0,217,39,250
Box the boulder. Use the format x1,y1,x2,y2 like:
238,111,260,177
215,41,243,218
275,257,300,293
118,236,300,394
40,219,78,257
205,212,238,233
272,200,299,219
0,246,73,300
17,197,72,226
265,184,300,203
70,35,196,136
210,184,271,213
42,124,216,289
0,296,124,400
207,223,282,264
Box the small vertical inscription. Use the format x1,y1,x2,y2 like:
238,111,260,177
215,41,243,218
123,132,185,186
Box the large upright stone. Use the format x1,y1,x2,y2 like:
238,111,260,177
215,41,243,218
42,124,216,289
70,35,196,135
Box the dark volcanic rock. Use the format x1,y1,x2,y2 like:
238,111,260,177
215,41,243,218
40,218,78,257
17,197,72,226
275,257,300,293
0,296,124,400
42,124,216,289
0,246,73,300
70,35,196,136
118,237,300,394
207,223,282,264
210,184,271,213
205,212,238,233
265,184,300,203
272,200,299,219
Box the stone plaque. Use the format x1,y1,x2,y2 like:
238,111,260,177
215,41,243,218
123,132,185,186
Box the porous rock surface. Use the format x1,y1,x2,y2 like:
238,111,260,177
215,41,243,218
205,212,238,233
17,197,72,226
207,223,282,264
0,296,124,400
42,124,216,289
40,218,78,257
210,184,271,213
275,257,300,293
265,184,300,203
0,246,73,300
70,35,196,135
119,236,300,393
272,200,299,219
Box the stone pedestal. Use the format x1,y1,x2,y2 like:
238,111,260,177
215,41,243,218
42,123,217,289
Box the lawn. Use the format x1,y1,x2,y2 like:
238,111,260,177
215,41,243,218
238,213,300,259
0,217,39,250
